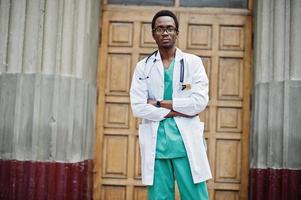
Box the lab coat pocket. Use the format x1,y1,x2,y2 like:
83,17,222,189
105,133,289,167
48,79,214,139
176,82,193,98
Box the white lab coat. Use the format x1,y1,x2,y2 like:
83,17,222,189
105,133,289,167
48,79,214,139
130,48,212,185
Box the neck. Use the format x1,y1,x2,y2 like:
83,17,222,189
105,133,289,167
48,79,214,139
158,46,176,61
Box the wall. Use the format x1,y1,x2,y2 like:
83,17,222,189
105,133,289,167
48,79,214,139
0,0,100,199
251,0,301,199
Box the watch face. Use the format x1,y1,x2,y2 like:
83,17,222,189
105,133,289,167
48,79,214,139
156,101,160,107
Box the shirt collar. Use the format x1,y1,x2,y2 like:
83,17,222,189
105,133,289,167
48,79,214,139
152,47,184,62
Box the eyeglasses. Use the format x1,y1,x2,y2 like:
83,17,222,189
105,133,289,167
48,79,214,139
152,26,178,34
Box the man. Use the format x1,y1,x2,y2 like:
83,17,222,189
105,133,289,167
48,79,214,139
130,10,212,199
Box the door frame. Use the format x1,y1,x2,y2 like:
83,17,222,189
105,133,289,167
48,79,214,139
94,1,254,199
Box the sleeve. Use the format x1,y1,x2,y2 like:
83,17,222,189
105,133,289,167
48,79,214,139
130,62,170,121
172,56,209,116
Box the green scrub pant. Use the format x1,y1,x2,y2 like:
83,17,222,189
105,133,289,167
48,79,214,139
147,156,209,200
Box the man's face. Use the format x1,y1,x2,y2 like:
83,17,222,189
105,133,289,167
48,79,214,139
152,16,178,49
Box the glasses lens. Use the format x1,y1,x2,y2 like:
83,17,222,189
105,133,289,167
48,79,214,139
167,27,176,33
156,27,164,34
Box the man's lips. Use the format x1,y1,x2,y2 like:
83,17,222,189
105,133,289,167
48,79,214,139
162,38,171,42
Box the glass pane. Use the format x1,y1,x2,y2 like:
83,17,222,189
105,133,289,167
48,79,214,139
108,0,173,6
180,0,248,8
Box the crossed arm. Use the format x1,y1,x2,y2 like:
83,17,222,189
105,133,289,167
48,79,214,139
147,99,197,118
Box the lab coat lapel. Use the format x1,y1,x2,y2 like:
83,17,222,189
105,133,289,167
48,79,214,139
154,61,164,80
154,52,164,79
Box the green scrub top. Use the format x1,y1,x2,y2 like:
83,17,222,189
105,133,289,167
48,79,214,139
156,59,187,159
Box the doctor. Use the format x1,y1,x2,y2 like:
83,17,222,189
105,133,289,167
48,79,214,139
130,10,212,200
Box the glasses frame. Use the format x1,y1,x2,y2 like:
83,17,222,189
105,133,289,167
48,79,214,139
152,26,178,34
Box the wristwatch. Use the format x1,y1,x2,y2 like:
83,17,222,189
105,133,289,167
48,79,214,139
156,101,161,107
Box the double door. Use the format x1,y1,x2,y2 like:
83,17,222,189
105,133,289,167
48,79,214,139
95,6,252,200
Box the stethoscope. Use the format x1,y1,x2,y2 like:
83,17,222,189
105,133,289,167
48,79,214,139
139,50,187,90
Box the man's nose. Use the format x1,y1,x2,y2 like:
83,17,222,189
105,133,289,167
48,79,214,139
162,29,169,35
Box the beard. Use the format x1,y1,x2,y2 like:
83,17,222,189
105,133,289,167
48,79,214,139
161,44,174,49
158,40,176,49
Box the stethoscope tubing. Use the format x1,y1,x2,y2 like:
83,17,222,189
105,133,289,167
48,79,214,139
139,51,185,90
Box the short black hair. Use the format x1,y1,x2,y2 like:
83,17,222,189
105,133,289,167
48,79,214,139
151,10,179,31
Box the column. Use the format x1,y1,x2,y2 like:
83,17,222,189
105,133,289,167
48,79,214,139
251,0,301,199
0,0,101,199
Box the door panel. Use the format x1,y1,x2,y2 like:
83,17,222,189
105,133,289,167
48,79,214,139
95,6,251,200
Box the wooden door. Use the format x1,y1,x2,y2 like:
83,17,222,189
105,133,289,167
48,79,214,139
94,5,252,200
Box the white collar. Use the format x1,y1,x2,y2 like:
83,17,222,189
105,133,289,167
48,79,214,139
150,47,184,62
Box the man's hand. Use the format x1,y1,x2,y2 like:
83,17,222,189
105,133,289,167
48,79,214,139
164,110,197,118
147,99,157,106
